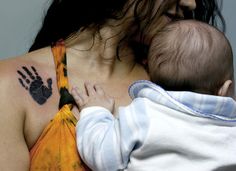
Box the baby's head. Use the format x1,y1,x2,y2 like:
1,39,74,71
148,20,234,97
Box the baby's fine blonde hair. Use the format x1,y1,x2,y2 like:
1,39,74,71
148,20,233,95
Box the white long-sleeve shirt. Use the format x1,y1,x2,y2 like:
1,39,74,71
76,80,236,171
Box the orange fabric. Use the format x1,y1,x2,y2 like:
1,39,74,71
30,41,90,171
52,41,69,90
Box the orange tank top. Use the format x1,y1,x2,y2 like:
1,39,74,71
29,41,90,171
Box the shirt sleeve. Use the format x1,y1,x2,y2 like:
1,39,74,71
76,100,149,171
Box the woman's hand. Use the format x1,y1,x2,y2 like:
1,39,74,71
71,82,115,112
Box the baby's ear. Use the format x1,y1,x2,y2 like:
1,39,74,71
217,80,232,97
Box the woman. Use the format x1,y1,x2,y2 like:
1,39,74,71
0,0,224,170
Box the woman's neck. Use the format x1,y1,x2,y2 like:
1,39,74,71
65,25,137,79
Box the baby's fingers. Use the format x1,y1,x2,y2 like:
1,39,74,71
84,82,96,96
94,84,105,95
71,87,87,109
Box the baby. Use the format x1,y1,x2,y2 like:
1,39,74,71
72,20,236,171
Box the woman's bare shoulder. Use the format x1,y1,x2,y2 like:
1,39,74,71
0,49,56,170
0,46,54,66
0,47,55,105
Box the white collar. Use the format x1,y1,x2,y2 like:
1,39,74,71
129,80,236,122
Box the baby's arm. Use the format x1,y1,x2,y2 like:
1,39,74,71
71,82,148,171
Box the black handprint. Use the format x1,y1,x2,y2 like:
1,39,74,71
17,66,53,105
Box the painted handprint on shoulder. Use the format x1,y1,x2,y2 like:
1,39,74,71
17,66,53,105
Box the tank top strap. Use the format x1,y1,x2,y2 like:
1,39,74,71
51,40,75,109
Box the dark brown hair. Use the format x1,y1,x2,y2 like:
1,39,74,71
29,0,225,64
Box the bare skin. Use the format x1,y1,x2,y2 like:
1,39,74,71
0,37,148,171
71,82,115,113
0,0,197,170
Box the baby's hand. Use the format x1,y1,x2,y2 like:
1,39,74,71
71,82,115,112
